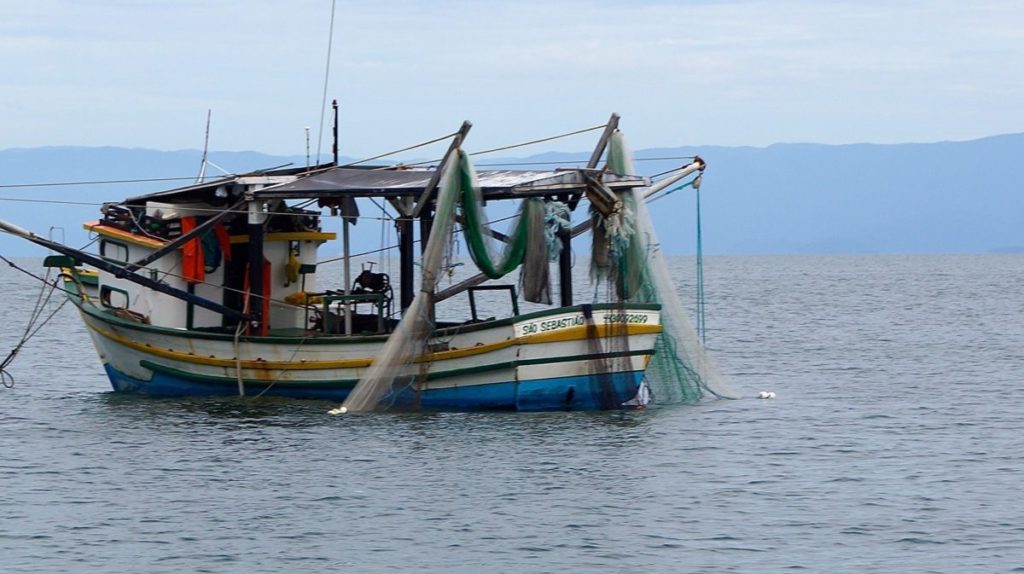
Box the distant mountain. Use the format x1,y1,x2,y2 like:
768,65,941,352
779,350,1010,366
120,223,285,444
511,134,1024,255
1,135,1022,256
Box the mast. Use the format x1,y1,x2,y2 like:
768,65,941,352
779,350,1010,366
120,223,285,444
398,200,415,312
246,195,267,334
334,99,354,334
196,109,212,183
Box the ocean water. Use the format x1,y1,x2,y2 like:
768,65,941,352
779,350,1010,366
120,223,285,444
1,254,1022,573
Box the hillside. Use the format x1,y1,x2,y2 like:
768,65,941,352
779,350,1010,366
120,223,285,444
1,135,1022,256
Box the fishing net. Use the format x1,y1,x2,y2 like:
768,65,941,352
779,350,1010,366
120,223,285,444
518,199,551,304
603,131,741,402
334,131,739,413
460,175,528,279
333,150,467,413
460,172,551,303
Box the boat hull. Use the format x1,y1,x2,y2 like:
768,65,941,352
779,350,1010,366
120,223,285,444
76,297,661,411
101,362,647,411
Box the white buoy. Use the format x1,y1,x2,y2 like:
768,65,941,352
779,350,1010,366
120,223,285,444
757,391,776,399
328,406,348,415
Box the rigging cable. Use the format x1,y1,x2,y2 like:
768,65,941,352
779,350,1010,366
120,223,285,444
0,255,69,388
695,181,706,344
344,131,460,167
0,175,213,189
399,124,608,168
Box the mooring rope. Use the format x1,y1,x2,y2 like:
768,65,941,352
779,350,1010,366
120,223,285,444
695,184,706,344
0,255,69,388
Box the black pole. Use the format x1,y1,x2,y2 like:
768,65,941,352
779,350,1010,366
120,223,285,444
419,207,433,256
558,194,573,307
399,216,414,311
247,206,265,330
332,99,339,166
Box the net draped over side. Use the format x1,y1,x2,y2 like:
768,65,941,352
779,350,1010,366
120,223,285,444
335,131,740,414
460,174,529,279
335,150,468,413
606,132,742,402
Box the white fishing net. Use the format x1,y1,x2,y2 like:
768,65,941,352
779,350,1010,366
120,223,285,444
609,132,742,402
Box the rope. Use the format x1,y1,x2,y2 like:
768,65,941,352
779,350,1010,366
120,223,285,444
252,335,308,399
0,257,69,388
314,212,519,265
645,178,698,204
0,197,406,226
476,155,696,168
342,131,460,167
695,186,706,344
0,175,214,189
468,124,607,157
233,320,246,396
0,254,83,298
399,124,608,168
0,197,105,206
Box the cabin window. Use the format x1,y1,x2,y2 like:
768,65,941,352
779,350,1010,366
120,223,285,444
99,239,129,263
99,285,130,309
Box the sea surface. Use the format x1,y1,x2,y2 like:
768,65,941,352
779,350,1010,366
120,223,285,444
1,254,1022,573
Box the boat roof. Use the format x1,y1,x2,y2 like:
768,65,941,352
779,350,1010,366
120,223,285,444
255,166,648,200
122,164,648,205
121,164,316,206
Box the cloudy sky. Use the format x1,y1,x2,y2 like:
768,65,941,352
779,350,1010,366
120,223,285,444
2,0,1022,159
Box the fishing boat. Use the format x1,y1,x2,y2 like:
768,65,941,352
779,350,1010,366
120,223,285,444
0,114,731,411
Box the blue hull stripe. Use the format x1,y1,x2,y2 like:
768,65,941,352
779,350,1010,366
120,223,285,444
103,364,645,411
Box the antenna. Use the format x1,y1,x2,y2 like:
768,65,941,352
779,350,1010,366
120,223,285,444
315,0,338,164
196,109,212,183
305,127,311,171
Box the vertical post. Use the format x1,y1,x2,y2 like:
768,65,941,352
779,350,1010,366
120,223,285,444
343,216,352,335
399,214,415,311
243,197,267,397
332,99,339,165
247,199,267,335
558,194,573,307
419,208,433,256
333,99,353,334
418,206,436,322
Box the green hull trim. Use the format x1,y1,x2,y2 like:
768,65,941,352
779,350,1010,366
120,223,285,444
139,347,654,389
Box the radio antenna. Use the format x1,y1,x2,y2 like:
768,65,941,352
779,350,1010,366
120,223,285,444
315,0,338,165
196,109,212,183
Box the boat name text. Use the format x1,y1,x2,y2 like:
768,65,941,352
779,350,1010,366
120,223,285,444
517,312,650,336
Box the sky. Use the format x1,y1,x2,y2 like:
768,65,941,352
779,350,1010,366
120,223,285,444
2,0,1023,160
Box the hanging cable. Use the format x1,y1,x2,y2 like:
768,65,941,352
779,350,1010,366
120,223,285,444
398,124,608,168
645,177,698,204
0,257,69,388
695,183,706,344
0,175,216,189
342,131,460,167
